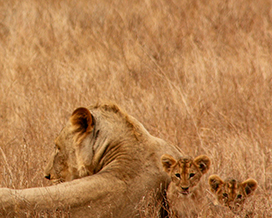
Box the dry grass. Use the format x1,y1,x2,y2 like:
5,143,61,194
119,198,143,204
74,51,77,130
0,0,271,217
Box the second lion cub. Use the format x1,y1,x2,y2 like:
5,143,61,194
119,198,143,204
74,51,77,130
208,175,258,217
161,154,211,217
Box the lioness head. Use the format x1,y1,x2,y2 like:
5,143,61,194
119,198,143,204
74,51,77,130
209,175,258,213
161,154,211,196
44,107,95,184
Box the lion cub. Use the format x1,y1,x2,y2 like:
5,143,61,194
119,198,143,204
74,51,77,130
161,154,211,217
208,175,258,215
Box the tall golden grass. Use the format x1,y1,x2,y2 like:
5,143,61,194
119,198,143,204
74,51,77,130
0,0,271,216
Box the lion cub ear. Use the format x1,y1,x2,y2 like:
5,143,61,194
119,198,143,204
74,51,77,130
209,175,224,193
194,155,211,174
70,107,94,144
241,179,258,196
161,154,177,173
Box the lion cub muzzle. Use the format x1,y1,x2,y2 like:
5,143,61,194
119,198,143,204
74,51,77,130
181,186,189,195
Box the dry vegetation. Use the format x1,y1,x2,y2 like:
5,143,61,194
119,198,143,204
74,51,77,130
0,0,271,217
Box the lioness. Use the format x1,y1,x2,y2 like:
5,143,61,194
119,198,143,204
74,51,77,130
0,103,182,217
208,175,258,215
161,154,211,217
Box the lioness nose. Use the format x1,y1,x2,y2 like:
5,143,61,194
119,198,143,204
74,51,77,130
45,174,51,180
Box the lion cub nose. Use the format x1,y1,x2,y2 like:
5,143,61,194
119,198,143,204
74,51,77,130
44,174,51,180
182,187,189,191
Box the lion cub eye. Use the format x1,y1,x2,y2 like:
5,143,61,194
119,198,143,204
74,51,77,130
237,194,242,199
189,173,195,178
175,173,181,178
223,193,228,198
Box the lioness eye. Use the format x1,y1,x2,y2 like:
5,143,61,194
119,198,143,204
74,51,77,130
237,194,242,199
175,173,181,178
189,173,195,178
223,193,228,198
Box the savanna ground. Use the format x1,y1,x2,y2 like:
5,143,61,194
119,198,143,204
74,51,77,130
0,0,271,217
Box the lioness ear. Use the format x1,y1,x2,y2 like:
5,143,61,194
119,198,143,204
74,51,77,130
70,107,94,143
194,155,211,174
241,179,258,196
209,175,224,193
161,154,177,173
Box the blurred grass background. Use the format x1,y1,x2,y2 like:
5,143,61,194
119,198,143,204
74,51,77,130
0,0,271,216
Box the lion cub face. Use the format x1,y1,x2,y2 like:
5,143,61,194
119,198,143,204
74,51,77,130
161,154,211,197
209,175,258,213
